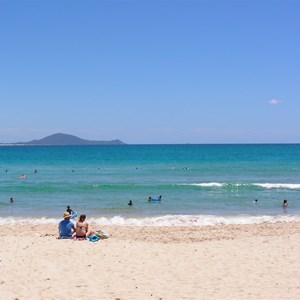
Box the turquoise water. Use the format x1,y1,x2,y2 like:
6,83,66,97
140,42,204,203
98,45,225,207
0,144,300,226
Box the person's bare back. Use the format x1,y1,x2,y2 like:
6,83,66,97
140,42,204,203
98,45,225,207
75,214,91,238
75,221,88,237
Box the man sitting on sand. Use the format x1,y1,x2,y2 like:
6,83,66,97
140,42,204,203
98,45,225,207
58,212,76,238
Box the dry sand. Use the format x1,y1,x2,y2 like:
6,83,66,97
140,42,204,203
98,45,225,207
0,221,300,300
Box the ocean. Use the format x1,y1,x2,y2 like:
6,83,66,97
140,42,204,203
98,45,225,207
0,144,300,226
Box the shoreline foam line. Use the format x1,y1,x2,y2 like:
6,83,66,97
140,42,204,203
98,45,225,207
1,214,300,227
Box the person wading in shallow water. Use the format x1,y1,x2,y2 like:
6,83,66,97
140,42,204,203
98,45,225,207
66,205,74,215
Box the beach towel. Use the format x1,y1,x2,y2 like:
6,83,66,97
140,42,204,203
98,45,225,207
89,235,100,242
72,236,86,241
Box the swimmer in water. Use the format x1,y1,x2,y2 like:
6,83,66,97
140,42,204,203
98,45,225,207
10,197,14,203
128,200,133,206
282,199,288,207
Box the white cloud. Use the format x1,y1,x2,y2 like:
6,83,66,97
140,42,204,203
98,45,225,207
268,99,282,105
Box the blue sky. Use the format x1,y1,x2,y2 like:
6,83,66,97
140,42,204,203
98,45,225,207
0,1,299,144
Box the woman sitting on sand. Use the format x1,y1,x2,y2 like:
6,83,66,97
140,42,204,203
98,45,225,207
75,214,91,238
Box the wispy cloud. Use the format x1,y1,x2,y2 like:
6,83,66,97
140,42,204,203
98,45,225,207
268,99,282,105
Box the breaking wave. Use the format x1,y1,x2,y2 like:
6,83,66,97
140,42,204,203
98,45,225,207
180,182,300,190
1,214,299,227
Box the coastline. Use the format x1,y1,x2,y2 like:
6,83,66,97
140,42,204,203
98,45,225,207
1,221,299,299
1,213,299,227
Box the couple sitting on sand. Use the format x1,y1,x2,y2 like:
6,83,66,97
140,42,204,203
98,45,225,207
59,212,91,239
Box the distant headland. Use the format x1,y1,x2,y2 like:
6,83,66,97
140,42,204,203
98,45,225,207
0,133,126,146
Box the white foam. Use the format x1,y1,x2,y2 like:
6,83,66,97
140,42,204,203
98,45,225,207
0,217,59,226
179,182,300,190
1,214,299,227
254,183,300,189
89,215,300,227
182,182,225,187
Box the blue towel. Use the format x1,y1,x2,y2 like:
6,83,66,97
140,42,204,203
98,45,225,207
89,235,100,242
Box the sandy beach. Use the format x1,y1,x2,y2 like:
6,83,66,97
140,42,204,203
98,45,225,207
0,221,299,300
